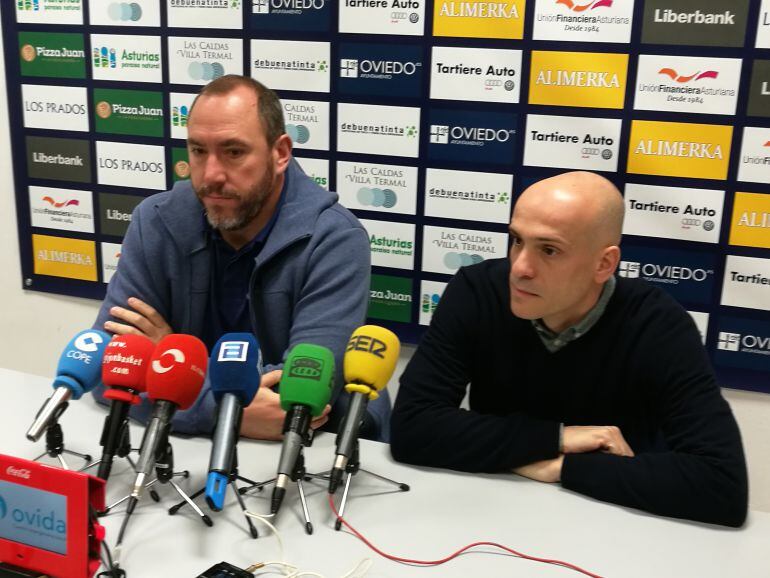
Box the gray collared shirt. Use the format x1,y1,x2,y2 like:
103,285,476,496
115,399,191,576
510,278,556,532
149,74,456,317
531,276,616,354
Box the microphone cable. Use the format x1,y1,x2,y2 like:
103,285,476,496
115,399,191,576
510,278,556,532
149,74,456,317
327,494,605,578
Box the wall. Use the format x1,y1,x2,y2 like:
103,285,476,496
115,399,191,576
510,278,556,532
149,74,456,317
0,17,768,515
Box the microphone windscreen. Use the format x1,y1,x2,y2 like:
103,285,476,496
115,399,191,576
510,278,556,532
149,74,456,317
146,334,208,410
344,325,400,393
55,329,111,399
278,343,334,417
209,333,262,405
102,334,156,392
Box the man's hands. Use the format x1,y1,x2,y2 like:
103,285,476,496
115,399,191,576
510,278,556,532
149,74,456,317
512,425,634,483
104,297,172,344
240,370,331,441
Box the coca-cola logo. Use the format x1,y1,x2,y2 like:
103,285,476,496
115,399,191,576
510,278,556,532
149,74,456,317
6,466,31,480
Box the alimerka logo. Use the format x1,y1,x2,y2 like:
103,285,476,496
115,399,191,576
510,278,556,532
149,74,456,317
658,68,718,82
556,0,612,11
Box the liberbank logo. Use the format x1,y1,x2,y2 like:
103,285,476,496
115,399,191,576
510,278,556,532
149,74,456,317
433,1,525,39
368,274,413,323
641,0,749,47
340,0,425,36
26,136,91,183
715,318,770,373
428,109,517,166
422,225,508,275
618,246,716,304
33,234,97,282
22,84,88,132
729,192,770,250
251,0,331,32
251,40,329,93
169,37,242,86
339,43,423,98
16,0,82,25
168,0,242,29
430,46,521,104
337,161,418,215
737,127,770,185
748,60,770,118
533,0,633,44
337,103,420,158
94,89,163,138
622,183,723,244
529,51,627,109
29,186,93,233
91,35,162,83
19,32,86,79
100,192,142,237
634,55,741,116
523,114,621,172
627,120,732,180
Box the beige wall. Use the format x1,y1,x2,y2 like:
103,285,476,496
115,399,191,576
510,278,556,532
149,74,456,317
1,19,767,514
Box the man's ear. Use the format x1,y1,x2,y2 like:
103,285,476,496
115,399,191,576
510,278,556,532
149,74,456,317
596,245,620,283
272,133,293,175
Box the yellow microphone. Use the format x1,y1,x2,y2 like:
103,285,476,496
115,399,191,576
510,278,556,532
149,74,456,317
329,325,400,493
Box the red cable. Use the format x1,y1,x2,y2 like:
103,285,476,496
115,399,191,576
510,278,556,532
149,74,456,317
327,494,604,578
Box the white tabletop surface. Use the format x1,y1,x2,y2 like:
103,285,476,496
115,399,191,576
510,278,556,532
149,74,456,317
2,367,769,578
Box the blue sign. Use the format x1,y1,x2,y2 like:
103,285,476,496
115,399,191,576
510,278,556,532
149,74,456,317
0,481,67,555
338,43,423,98
427,109,517,166
618,246,717,305
713,316,770,374
250,0,331,32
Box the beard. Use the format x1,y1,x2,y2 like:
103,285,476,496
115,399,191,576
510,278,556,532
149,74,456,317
196,162,275,232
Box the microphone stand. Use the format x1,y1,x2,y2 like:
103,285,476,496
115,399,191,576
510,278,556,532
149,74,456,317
168,448,261,538
83,409,138,477
327,440,410,531
240,446,323,535
31,404,93,470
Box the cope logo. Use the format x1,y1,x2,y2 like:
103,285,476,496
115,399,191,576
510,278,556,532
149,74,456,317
217,341,250,362
74,331,105,353
428,109,517,165
619,246,716,304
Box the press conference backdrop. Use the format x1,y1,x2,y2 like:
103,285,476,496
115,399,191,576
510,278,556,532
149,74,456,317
2,1,769,393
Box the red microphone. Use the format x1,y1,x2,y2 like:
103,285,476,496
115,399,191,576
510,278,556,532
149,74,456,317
130,335,207,501
97,334,156,480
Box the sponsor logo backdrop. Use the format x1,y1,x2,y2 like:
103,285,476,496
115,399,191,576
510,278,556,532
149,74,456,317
3,0,769,393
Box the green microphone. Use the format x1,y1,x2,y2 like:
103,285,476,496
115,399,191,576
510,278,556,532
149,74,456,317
272,344,334,516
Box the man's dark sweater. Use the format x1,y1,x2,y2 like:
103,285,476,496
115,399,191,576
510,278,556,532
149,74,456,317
391,259,748,527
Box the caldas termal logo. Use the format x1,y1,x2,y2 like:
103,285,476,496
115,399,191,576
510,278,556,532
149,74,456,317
358,187,397,208
109,2,143,21
718,332,741,351
286,124,310,144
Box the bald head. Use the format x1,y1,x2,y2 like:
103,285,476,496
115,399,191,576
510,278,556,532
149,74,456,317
517,171,624,248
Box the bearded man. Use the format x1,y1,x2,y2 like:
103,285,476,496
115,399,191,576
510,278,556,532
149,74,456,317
93,75,385,441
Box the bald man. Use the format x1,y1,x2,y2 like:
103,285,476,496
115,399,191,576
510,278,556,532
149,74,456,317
391,171,748,527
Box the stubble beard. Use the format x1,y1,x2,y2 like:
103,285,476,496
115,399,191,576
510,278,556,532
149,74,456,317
197,164,274,232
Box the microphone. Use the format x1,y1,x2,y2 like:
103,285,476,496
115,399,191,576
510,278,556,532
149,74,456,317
328,326,400,494
96,334,156,481
27,329,111,442
204,333,262,512
129,334,207,505
271,343,334,514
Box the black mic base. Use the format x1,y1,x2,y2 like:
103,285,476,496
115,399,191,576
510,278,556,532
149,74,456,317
31,420,92,471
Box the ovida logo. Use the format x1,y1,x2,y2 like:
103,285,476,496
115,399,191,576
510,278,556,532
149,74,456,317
172,105,189,127
93,46,117,68
430,124,513,145
42,196,79,208
658,68,718,83
217,341,249,362
444,252,483,269
619,261,713,283
556,0,612,11
188,62,225,82
152,348,185,374
358,187,397,208
421,292,440,314
108,2,143,21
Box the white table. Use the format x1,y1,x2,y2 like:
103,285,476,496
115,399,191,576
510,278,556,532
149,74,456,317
3,368,769,578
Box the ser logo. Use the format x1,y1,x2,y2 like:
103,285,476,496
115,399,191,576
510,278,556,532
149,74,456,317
347,334,387,359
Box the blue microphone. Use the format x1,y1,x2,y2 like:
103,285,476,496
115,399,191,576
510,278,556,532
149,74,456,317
26,329,111,442
205,333,261,511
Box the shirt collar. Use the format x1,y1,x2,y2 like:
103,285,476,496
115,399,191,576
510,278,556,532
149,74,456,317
531,276,616,353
